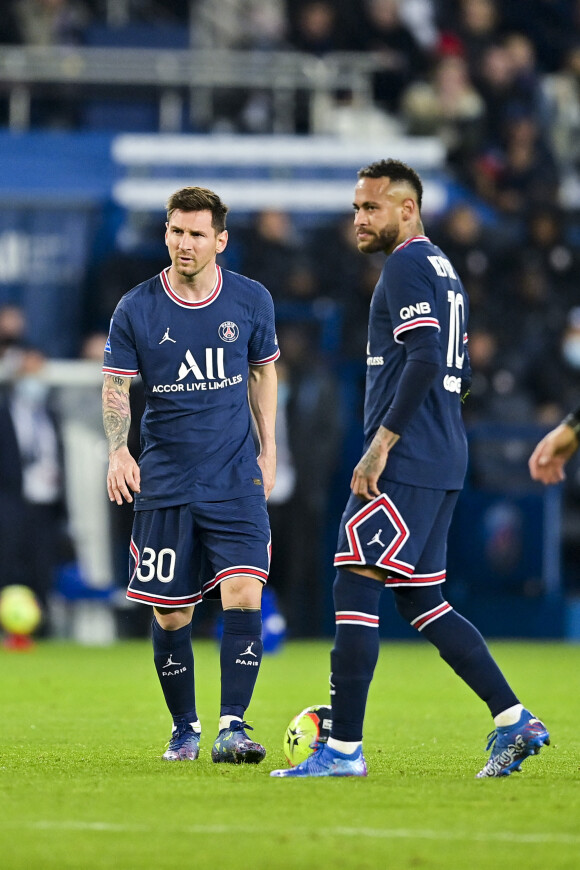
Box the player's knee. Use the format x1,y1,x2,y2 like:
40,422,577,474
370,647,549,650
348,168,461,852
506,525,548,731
153,606,194,631
220,575,263,610
393,586,445,625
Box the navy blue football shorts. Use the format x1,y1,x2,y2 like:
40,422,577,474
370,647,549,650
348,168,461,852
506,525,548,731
127,495,271,608
334,481,460,586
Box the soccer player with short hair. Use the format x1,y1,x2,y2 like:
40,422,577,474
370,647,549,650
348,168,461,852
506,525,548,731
271,160,549,779
103,186,279,763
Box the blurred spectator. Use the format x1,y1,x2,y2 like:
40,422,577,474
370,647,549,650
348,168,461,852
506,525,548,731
502,0,571,73
429,203,508,320
0,347,70,617
523,302,580,594
88,220,169,331
471,113,559,219
438,0,502,70
0,305,27,359
472,42,541,150
12,0,92,127
543,42,580,171
307,214,382,359
525,306,580,425
503,32,550,131
498,251,564,362
513,205,579,311
194,0,287,49
357,0,430,115
287,1,347,55
267,324,342,636
462,322,533,426
494,114,559,215
240,210,302,300
56,332,113,593
401,53,485,171
14,0,91,46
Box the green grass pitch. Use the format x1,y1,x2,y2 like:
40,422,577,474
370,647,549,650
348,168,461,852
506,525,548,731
1,638,578,870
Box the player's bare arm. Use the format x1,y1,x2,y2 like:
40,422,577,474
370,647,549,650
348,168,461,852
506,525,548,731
529,422,579,485
351,425,400,501
102,373,141,504
248,362,277,499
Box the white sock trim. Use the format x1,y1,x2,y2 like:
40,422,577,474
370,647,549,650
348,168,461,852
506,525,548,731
494,703,524,728
327,737,361,754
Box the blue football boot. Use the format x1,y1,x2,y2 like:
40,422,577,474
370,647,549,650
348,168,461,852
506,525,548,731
211,720,266,764
162,722,201,761
476,709,550,778
270,742,367,777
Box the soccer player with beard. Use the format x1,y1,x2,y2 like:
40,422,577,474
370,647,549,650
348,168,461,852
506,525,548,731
271,160,549,779
103,187,279,764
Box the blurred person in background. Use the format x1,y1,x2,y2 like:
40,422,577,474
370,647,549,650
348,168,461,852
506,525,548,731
471,111,559,224
0,346,69,621
308,214,382,360
357,0,429,115
267,324,342,637
401,52,486,174
14,0,91,45
240,210,302,302
460,320,533,427
0,305,27,359
12,0,92,127
437,0,502,71
429,204,507,322
543,41,580,171
528,311,580,592
525,306,580,428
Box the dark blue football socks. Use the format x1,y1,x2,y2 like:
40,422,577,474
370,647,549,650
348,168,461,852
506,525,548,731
330,569,382,742
220,608,263,719
393,586,519,717
152,617,197,725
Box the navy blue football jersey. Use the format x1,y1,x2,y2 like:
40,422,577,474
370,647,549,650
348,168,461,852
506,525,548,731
103,265,279,509
364,235,469,490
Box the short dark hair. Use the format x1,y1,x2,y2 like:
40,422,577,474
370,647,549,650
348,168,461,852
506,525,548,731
166,187,229,233
358,159,423,210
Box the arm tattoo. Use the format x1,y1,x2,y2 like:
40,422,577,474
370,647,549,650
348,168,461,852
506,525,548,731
102,376,131,454
359,444,382,475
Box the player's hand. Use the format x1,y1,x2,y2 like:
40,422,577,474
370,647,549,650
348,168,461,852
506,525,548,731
528,423,579,485
107,446,141,504
351,426,399,501
257,450,276,500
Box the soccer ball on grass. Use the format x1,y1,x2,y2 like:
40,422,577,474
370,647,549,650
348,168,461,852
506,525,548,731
0,585,42,636
283,704,332,766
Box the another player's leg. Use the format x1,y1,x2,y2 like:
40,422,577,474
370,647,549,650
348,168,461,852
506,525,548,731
152,606,201,761
393,584,549,776
212,575,266,763
270,568,377,777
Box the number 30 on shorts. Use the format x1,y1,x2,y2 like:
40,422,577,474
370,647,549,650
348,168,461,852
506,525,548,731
137,547,176,583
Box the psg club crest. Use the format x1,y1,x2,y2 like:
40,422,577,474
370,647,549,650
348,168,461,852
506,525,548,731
218,321,239,342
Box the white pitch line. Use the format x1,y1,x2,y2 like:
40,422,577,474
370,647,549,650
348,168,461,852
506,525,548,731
8,821,579,846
